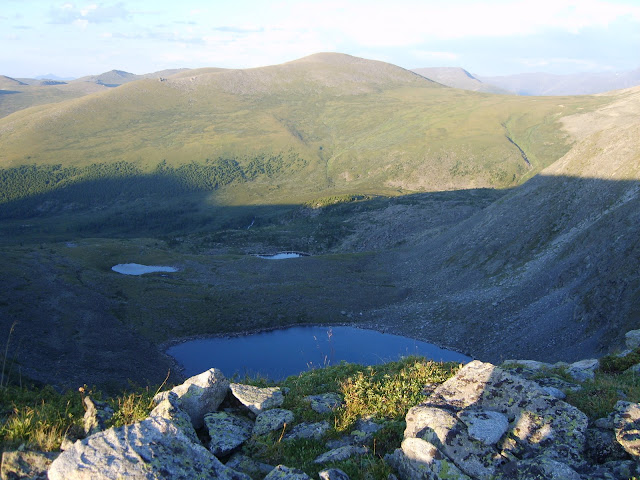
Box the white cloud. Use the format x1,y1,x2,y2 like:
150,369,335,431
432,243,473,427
270,0,640,46
73,18,89,29
413,50,460,61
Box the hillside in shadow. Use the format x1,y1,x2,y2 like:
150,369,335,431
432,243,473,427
378,173,639,365
0,169,638,389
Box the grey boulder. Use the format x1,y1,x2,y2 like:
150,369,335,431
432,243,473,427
204,411,253,456
230,383,284,415
157,368,229,429
47,416,250,480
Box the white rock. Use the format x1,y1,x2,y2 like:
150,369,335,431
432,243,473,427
230,383,284,414
48,416,250,480
163,368,229,429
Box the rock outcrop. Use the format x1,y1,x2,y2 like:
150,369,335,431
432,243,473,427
34,352,640,480
389,360,639,480
48,416,251,480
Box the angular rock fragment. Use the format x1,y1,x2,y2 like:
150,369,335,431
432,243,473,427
314,445,368,464
0,450,58,480
149,391,199,443
83,396,114,436
318,468,350,480
283,421,330,441
205,411,253,456
230,383,284,414
625,329,640,349
565,359,599,382
385,438,471,480
613,400,640,459
48,416,250,480
253,408,294,436
304,393,343,414
226,453,274,478
503,456,581,480
156,368,229,429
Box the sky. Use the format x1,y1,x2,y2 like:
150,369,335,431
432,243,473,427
2,0,640,78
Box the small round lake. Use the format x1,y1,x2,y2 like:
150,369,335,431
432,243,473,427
112,263,178,275
167,326,471,380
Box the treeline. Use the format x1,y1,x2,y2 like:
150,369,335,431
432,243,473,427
0,151,307,206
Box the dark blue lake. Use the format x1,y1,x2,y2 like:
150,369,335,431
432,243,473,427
167,326,471,380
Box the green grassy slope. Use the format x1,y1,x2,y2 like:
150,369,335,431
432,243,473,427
0,53,607,209
0,81,108,119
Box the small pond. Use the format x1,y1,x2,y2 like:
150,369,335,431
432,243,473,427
167,326,471,380
256,252,304,260
112,263,178,275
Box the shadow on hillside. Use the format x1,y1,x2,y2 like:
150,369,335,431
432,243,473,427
0,171,638,389
0,171,505,244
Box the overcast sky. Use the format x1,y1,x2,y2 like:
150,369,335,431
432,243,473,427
2,0,640,78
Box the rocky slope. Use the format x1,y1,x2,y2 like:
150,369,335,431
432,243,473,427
5,339,640,480
373,86,640,363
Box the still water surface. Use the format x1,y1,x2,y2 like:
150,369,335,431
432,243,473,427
167,326,471,380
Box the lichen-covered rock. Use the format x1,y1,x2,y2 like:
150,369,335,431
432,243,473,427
500,361,581,394
83,396,114,436
148,391,198,444
304,393,343,414
565,359,599,382
501,456,581,480
205,411,253,456
47,416,250,480
283,421,330,441
314,445,368,464
230,383,284,415
613,400,640,459
0,450,58,480
158,368,229,429
407,360,588,477
253,408,294,436
625,329,640,349
318,468,350,480
584,427,629,463
405,405,509,479
385,438,471,480
226,453,274,478
264,465,310,480
458,409,509,445
586,460,640,480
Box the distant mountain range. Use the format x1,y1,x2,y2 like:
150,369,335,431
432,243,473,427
412,67,511,94
35,74,75,81
74,68,190,87
6,63,640,97
478,68,640,95
413,66,640,96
